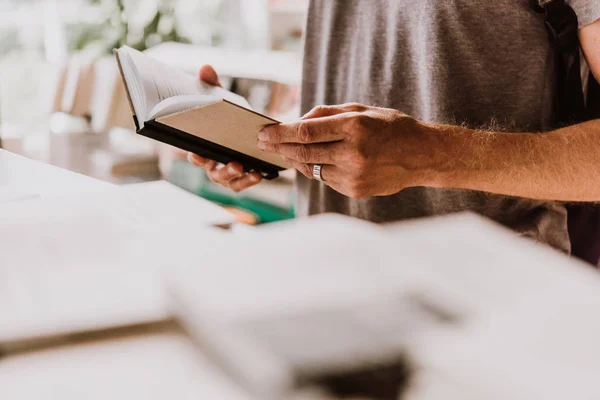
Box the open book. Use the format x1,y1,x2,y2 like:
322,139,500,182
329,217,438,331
115,46,290,180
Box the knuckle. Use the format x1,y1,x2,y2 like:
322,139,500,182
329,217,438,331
344,102,367,112
297,122,317,143
268,130,280,144
210,168,232,184
293,145,310,162
204,161,218,173
297,163,312,178
206,171,219,183
216,170,229,182
345,114,369,138
351,147,369,168
303,164,314,178
312,105,329,114
354,113,371,129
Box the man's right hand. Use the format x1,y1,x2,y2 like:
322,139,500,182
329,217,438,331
187,65,263,192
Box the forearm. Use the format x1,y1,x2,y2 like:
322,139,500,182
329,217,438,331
422,119,600,202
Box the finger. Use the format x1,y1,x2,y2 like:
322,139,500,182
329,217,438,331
290,161,313,180
338,102,368,113
260,142,343,164
188,152,210,166
227,172,262,192
207,162,244,183
301,105,346,120
290,161,341,184
301,103,367,120
259,114,349,145
204,159,218,172
189,153,218,171
198,64,222,87
320,179,347,196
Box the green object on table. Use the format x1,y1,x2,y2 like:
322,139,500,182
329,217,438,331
168,159,295,224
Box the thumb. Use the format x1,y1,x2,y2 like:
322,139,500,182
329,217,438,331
198,64,222,87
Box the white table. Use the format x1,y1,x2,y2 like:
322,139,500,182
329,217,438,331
0,149,250,399
0,327,253,400
0,148,110,201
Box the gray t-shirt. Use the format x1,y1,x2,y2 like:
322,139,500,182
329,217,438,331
298,0,600,252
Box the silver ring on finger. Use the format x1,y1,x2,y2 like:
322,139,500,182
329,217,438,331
313,164,325,182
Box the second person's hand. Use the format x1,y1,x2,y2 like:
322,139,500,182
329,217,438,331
187,65,263,192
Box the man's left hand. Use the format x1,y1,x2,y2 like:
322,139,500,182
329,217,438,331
257,103,441,198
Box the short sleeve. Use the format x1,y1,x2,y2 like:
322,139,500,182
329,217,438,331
567,0,600,28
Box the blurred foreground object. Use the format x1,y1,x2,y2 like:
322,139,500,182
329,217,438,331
0,180,233,355
9,131,600,399
3,201,600,398
0,325,256,400
169,213,600,400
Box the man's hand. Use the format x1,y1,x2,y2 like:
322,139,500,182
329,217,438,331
188,65,262,192
257,103,439,198
253,20,600,202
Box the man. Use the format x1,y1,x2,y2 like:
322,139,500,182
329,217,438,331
189,1,600,252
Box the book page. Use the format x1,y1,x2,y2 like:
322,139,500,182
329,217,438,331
148,95,222,120
118,46,251,127
119,46,200,125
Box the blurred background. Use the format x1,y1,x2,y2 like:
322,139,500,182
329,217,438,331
0,0,307,224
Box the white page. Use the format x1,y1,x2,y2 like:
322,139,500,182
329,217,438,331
147,94,221,120
0,181,233,346
117,46,251,127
